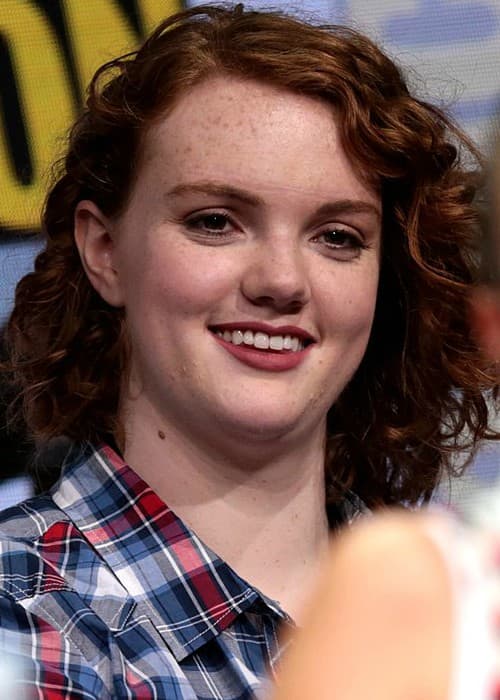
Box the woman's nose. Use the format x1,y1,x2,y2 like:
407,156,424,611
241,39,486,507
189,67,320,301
240,239,311,314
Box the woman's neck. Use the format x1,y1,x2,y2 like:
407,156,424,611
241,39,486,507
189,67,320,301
121,405,330,621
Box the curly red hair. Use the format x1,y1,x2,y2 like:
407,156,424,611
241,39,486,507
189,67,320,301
4,5,498,507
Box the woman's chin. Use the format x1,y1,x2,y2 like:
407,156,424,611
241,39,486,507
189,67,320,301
210,403,319,446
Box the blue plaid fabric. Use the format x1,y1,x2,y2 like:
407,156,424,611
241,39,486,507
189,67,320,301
0,443,364,699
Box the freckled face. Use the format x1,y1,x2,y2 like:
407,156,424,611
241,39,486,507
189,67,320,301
111,76,382,446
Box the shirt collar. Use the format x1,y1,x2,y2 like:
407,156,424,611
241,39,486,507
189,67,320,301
327,489,371,527
52,443,366,661
52,443,263,661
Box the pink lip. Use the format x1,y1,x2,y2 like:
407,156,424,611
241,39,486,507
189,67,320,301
210,321,315,342
210,324,314,372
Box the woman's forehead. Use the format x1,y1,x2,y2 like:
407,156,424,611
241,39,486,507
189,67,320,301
137,76,380,210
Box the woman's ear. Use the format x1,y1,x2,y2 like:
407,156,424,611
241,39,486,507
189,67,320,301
470,286,500,364
74,200,125,307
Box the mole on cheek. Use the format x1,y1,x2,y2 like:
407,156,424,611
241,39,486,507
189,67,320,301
158,430,166,440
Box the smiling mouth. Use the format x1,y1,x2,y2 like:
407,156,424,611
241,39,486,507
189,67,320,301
210,328,312,352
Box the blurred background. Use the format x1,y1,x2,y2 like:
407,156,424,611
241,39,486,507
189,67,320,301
1,0,500,509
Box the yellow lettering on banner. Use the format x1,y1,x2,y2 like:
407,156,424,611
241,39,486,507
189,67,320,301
62,0,136,98
0,1,74,230
138,0,184,34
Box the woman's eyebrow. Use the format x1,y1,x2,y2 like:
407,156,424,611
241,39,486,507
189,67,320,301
313,199,382,221
166,181,262,207
167,181,381,221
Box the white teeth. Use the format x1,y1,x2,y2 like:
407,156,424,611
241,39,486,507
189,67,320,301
216,328,306,352
269,335,284,351
232,330,244,345
254,332,269,349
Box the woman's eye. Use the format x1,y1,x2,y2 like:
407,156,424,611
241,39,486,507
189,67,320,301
316,228,366,258
186,213,233,235
320,228,360,248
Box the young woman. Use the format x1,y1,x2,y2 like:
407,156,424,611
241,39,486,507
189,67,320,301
0,5,496,698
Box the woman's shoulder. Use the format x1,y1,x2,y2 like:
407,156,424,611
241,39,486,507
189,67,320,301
0,492,66,543
0,492,85,600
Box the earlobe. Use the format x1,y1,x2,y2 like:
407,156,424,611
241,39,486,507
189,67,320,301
74,200,124,307
470,287,500,364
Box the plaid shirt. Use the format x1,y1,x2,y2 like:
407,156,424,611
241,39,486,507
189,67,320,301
0,443,365,699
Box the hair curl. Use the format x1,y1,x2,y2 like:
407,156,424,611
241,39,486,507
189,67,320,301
4,4,498,507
